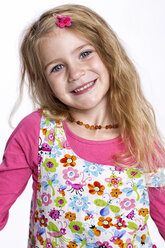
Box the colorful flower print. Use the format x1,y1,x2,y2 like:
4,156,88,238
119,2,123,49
122,179,144,201
49,209,61,221
41,173,59,196
69,195,89,212
39,214,48,227
96,241,113,248
41,192,52,206
34,210,39,222
67,241,78,248
98,217,113,229
73,234,97,247
37,182,41,191
65,211,76,221
126,210,135,220
110,188,122,198
43,238,54,248
88,181,105,195
60,154,77,167
41,128,47,135
138,208,149,217
140,190,149,206
51,145,62,158
125,239,134,248
63,167,79,181
38,154,43,164
126,168,142,179
114,216,127,230
120,198,135,211
54,196,67,207
45,128,55,145
83,162,104,176
105,175,123,188
69,221,85,234
43,158,59,172
61,139,71,149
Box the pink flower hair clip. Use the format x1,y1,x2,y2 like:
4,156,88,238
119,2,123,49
52,14,72,28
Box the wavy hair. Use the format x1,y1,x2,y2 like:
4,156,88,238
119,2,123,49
17,4,165,171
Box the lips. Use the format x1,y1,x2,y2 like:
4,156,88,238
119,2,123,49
71,79,97,95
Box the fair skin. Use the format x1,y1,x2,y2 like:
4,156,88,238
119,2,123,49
40,28,120,140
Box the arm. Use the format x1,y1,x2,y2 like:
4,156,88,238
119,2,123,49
148,186,165,240
0,110,41,230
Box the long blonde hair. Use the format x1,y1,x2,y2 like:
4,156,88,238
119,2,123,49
18,4,165,171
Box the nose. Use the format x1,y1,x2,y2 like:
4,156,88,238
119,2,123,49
68,64,85,82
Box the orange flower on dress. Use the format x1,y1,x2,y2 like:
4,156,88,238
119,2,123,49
88,181,105,195
67,241,78,248
138,208,149,217
41,128,47,135
65,211,76,221
34,210,39,222
37,182,41,191
98,217,113,229
110,188,122,198
60,154,77,167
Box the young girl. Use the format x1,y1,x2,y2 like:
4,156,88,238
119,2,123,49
0,4,165,248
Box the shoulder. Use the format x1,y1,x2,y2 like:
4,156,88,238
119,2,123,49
16,110,42,131
6,110,42,149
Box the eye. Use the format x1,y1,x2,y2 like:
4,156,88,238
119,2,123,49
80,50,92,59
51,64,64,72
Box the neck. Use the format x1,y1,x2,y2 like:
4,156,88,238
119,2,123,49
68,98,115,126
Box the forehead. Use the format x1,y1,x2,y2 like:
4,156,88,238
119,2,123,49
39,28,92,63
40,28,91,49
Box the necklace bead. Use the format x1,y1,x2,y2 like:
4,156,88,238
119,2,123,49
70,117,119,130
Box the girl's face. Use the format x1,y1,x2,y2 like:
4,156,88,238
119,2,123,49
40,28,110,113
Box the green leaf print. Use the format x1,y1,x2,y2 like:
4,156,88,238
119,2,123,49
48,179,55,196
45,119,50,125
36,199,42,207
94,199,107,207
109,205,120,213
127,221,138,230
56,138,63,149
144,215,149,224
47,221,59,232
132,185,140,201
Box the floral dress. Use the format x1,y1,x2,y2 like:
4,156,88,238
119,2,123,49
28,116,165,248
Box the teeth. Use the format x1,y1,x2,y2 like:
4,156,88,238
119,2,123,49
74,81,95,93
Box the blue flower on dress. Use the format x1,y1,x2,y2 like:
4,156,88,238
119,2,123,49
83,161,104,177
69,195,89,212
73,234,97,247
51,145,62,158
140,190,149,206
151,170,165,187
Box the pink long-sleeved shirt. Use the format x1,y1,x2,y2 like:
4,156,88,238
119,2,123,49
0,110,165,239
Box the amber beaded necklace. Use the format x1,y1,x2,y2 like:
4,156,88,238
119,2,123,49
69,117,119,130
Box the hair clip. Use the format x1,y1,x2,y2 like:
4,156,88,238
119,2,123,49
52,14,72,28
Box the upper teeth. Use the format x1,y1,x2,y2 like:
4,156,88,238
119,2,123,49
74,81,95,93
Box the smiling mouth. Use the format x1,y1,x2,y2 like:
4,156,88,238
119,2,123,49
72,79,96,93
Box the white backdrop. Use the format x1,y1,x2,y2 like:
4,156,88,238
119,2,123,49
0,0,165,247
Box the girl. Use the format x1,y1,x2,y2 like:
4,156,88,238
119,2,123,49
0,4,165,248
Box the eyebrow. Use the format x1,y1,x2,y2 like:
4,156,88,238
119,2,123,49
44,43,91,70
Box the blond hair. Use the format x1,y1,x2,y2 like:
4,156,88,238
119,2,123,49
18,4,165,171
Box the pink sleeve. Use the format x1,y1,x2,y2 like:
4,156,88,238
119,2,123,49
0,110,41,230
148,186,165,239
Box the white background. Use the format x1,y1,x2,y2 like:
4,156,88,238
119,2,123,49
0,0,165,247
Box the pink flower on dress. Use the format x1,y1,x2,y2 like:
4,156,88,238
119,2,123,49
45,129,55,142
56,15,72,28
120,198,135,210
41,192,52,206
61,139,71,149
63,167,79,181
